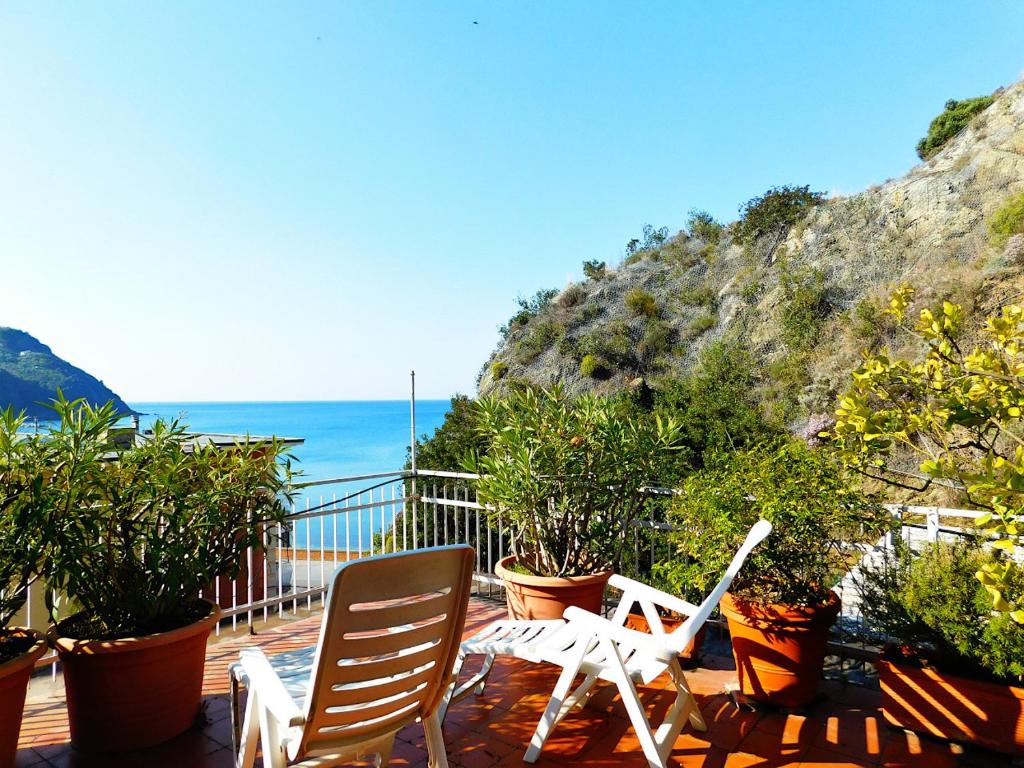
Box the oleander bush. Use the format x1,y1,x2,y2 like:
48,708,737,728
916,96,994,160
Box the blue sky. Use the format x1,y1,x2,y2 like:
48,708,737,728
1,3,1022,401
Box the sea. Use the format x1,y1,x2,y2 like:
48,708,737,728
131,400,450,552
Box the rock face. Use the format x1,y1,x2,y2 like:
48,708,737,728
0,328,133,419
481,80,1024,423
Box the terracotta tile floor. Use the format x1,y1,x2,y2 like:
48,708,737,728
14,598,1015,768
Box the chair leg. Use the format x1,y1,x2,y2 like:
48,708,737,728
230,671,243,755
601,641,667,768
257,693,288,768
235,688,261,768
440,651,497,723
523,643,592,764
374,734,396,768
424,710,450,768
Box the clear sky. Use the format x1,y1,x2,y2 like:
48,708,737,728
1,3,1022,401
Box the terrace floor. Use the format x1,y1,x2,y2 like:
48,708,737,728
15,597,1015,768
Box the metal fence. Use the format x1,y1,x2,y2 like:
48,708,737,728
20,467,990,674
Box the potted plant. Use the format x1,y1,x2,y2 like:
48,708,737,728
39,397,294,753
466,386,681,620
857,537,1024,755
0,409,49,765
667,439,891,708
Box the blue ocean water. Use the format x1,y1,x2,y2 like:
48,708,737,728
130,400,450,550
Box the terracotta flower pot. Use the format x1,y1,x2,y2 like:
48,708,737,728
878,657,1024,755
50,600,221,753
495,556,611,620
624,609,706,662
720,590,840,708
0,628,47,765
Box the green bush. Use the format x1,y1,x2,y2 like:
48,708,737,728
580,321,633,368
736,185,824,244
582,260,607,280
513,319,563,364
679,284,717,309
625,288,659,318
638,320,673,361
407,394,488,472
857,538,1024,682
580,354,609,379
780,268,832,349
466,387,681,576
499,288,558,339
653,342,781,475
916,96,994,160
989,192,1024,248
666,440,890,606
684,312,716,337
557,284,586,308
490,361,508,380
687,209,723,245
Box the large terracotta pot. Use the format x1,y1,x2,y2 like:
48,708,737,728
878,657,1024,755
50,600,221,753
720,590,840,708
495,556,611,620
0,628,47,765
624,608,706,663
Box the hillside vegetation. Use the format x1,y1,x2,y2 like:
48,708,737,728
0,328,132,418
478,81,1024,432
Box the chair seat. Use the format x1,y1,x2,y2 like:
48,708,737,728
232,645,316,708
461,619,665,686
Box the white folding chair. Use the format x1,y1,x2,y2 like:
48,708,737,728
229,545,474,768
443,520,772,768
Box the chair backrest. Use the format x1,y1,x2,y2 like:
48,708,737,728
298,545,475,756
665,519,772,654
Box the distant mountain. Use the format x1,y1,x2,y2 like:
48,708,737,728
0,328,132,419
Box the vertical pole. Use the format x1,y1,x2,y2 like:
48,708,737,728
410,370,418,550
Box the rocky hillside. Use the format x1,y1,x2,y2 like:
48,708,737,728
0,328,132,419
480,80,1024,427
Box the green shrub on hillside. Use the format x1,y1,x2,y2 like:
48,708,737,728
580,354,609,379
582,260,607,280
490,361,508,380
679,284,717,309
499,288,558,340
638,320,673,361
625,288,659,317
736,185,824,244
684,312,716,337
989,192,1024,248
513,319,562,364
916,96,994,160
779,268,832,349
557,284,586,308
686,209,723,245
580,321,633,369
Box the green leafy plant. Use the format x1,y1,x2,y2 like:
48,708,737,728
989,192,1024,248
579,354,609,379
916,96,994,160
687,209,723,245
40,397,295,639
465,387,681,577
833,288,1024,620
0,408,45,634
625,288,659,318
857,537,1024,682
684,312,716,337
780,268,832,349
679,284,717,310
490,361,508,380
665,440,890,606
499,288,559,340
582,260,607,280
736,185,824,245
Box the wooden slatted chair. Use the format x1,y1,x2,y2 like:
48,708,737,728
230,545,475,768
442,520,772,768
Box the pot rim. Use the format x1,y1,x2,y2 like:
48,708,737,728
0,628,47,678
49,599,222,656
495,555,613,587
721,589,841,624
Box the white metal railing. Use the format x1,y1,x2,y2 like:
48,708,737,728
17,468,994,675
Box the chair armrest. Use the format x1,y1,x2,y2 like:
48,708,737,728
607,574,700,618
239,648,306,728
562,607,676,664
